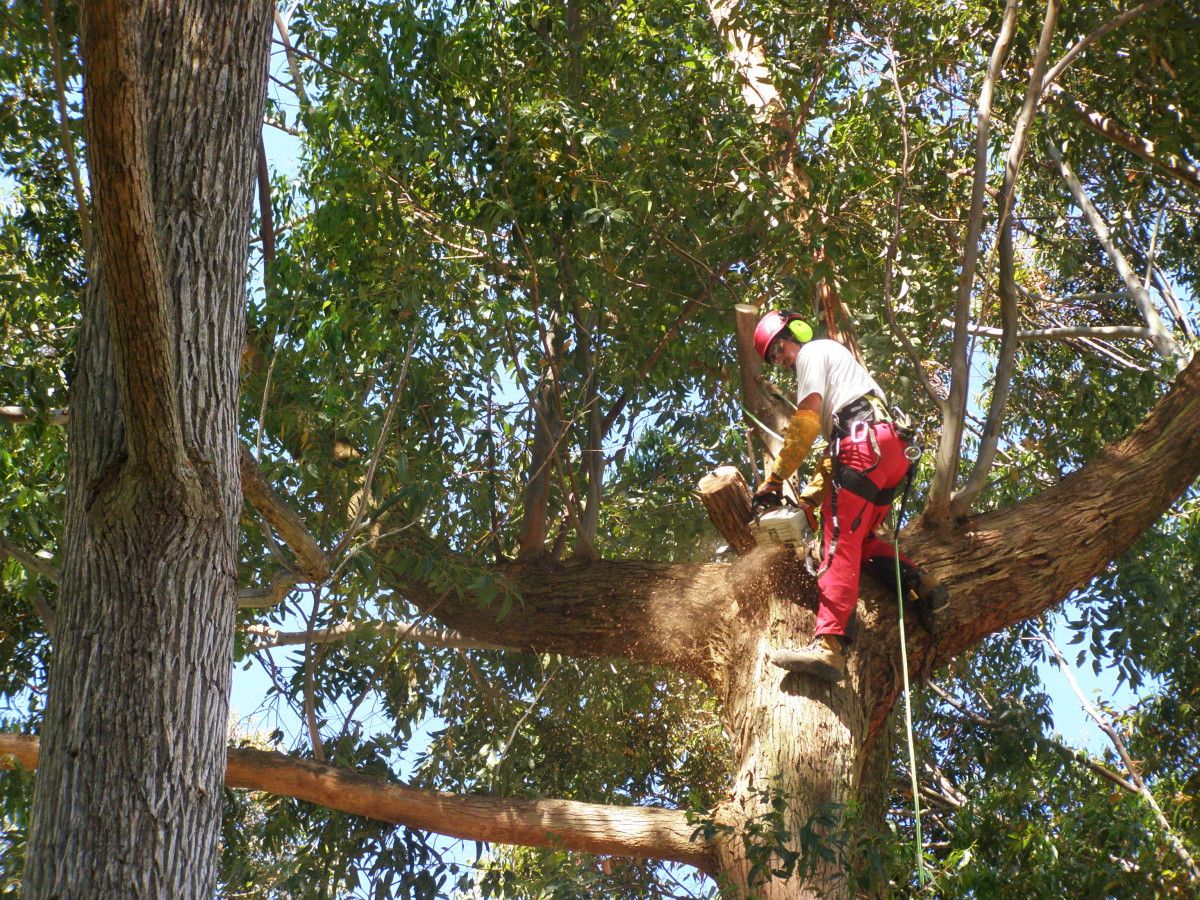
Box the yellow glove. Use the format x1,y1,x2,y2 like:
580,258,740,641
798,455,833,509
765,408,821,486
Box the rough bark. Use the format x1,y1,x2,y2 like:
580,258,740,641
698,466,757,555
2,734,717,874
25,3,272,897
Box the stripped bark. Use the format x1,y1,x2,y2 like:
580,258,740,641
1,734,718,875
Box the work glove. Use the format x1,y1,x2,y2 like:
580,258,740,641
767,409,821,485
798,456,833,510
752,478,783,509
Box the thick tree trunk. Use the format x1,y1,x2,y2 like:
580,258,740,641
716,571,877,898
25,3,271,896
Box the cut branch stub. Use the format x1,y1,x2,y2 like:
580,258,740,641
698,466,756,555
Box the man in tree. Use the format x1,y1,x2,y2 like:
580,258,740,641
751,310,945,682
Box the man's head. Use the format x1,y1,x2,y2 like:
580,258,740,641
753,310,813,367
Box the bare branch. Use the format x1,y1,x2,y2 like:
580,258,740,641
955,0,1060,516
927,681,1137,793
238,445,330,608
927,0,1020,520
0,406,70,426
1039,630,1200,884
273,10,310,107
1047,141,1178,359
940,318,1150,342
0,537,59,583
0,734,717,874
1041,0,1167,95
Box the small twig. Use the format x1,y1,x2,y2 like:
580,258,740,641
302,589,325,762
939,318,1150,342
331,327,419,559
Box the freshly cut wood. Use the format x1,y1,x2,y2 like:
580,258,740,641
698,466,756,555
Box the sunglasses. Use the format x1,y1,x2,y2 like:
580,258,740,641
766,340,790,367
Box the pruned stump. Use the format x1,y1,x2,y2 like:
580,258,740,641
698,466,756,555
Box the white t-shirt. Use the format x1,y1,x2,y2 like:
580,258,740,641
793,339,886,438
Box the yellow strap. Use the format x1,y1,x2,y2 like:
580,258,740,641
767,408,820,484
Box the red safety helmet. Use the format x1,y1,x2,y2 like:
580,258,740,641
753,310,813,360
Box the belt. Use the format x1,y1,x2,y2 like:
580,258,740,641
831,393,889,439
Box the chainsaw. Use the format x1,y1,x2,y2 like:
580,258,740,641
748,493,813,551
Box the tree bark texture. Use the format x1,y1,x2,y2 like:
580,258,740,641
25,2,272,897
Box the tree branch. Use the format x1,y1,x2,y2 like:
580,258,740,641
1039,630,1200,884
939,319,1150,342
904,351,1200,674
81,0,190,485
0,734,717,874
954,0,1059,516
927,681,1137,793
1047,141,1178,359
927,0,1020,520
246,618,512,652
237,445,330,609
40,0,92,264
1047,85,1200,196
0,406,69,426
1040,0,1167,95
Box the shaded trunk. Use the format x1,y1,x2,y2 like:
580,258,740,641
25,2,271,896
716,579,880,898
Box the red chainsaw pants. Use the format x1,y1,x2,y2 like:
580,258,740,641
814,421,912,638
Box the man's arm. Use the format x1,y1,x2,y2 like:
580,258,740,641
755,392,822,499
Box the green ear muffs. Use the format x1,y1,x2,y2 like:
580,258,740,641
788,319,814,343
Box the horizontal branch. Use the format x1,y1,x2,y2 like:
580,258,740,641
0,734,716,873
374,535,746,690
0,406,70,426
939,318,1150,342
246,619,512,652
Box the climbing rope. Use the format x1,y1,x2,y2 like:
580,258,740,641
892,459,930,887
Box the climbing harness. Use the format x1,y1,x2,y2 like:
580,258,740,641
892,437,929,887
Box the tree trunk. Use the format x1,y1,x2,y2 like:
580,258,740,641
703,545,877,897
25,3,272,896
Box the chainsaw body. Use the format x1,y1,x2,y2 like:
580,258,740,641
749,503,813,550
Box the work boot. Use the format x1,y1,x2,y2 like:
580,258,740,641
864,556,949,633
770,635,847,683
915,580,949,634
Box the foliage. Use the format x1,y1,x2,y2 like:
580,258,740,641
1,0,1198,895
